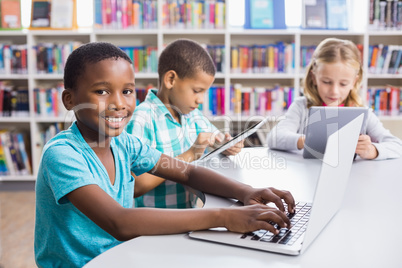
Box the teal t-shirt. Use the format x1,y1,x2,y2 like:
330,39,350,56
34,122,161,268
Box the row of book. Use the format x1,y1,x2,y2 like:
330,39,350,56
33,83,67,118
135,84,154,105
35,42,82,74
0,130,31,176
206,44,225,73
368,44,402,75
94,0,158,30
0,44,28,75
302,0,349,30
366,85,402,116
201,84,296,117
300,44,364,71
162,0,225,29
37,123,65,152
0,81,29,117
368,0,402,30
119,46,158,73
230,84,295,116
231,42,295,74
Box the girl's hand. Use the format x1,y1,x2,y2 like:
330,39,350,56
355,135,378,159
297,135,305,150
222,204,291,234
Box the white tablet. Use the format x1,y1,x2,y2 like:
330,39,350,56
303,106,369,159
196,117,270,162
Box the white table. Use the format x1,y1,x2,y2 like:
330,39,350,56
85,148,402,268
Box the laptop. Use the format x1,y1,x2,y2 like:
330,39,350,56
196,117,270,162
303,106,368,159
189,113,364,256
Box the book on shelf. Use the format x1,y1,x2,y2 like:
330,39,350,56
50,0,75,29
0,44,28,75
30,0,51,28
244,0,286,29
230,42,295,74
302,0,327,29
95,0,157,29
34,42,82,74
161,0,225,29
325,0,348,30
229,84,296,117
33,82,66,118
30,0,77,30
135,84,154,105
0,81,29,117
369,0,402,30
0,0,22,29
367,85,401,116
119,45,158,73
0,130,31,175
204,84,225,116
206,45,225,73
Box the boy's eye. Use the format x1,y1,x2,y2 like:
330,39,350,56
123,89,134,95
95,90,108,95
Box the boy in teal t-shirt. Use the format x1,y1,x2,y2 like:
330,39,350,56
126,39,244,208
35,42,294,267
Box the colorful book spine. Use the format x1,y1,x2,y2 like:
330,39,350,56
367,85,402,116
162,0,224,29
95,0,157,29
229,84,296,116
230,42,295,74
33,83,66,117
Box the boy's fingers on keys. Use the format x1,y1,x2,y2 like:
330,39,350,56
271,188,295,213
257,210,290,231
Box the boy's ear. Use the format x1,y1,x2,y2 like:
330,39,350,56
163,70,177,89
62,89,74,110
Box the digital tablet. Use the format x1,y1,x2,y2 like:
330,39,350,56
303,106,369,159
196,117,270,162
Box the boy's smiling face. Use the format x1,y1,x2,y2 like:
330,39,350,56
64,58,136,143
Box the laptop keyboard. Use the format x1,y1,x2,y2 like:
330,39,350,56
240,202,312,246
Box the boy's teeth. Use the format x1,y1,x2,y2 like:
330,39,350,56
106,117,123,122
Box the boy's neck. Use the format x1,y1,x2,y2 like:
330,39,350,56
76,122,112,151
156,87,181,124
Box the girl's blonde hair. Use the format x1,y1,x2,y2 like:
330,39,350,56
302,38,363,108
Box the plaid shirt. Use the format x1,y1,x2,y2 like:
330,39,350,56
126,89,218,208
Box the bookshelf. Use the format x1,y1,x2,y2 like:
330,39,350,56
0,0,401,181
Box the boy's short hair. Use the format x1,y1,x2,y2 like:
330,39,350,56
64,42,132,90
158,39,216,83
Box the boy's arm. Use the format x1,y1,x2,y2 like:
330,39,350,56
67,184,290,241
66,153,293,241
150,154,295,211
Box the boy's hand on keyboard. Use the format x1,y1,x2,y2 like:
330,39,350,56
222,204,290,234
242,187,295,214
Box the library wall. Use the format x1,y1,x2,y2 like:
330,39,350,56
0,0,401,181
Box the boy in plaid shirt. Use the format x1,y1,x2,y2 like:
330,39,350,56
126,39,244,208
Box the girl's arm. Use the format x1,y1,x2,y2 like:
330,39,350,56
267,98,307,151
362,111,402,160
